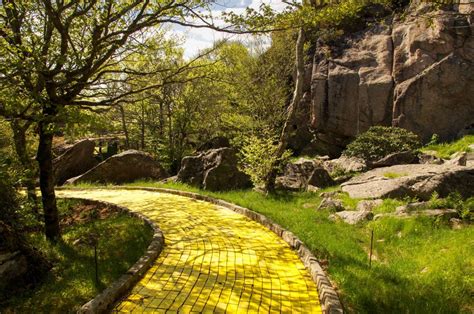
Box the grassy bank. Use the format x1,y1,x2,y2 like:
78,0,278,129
422,134,474,159
110,181,473,313
1,199,153,313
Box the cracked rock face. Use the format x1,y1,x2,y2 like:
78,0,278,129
177,148,251,191
306,6,474,155
341,164,474,200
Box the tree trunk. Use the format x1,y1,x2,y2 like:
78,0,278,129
140,103,145,150
36,114,61,242
264,27,306,193
119,105,130,149
11,120,40,216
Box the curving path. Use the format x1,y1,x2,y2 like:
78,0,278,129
57,189,321,313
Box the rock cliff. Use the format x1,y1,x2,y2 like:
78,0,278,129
294,3,474,156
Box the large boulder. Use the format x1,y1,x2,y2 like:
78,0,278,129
0,221,51,298
177,148,251,191
67,150,167,184
301,5,474,155
341,164,474,200
371,151,418,168
53,139,98,185
329,211,374,225
277,158,334,191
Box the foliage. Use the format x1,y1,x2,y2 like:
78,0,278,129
344,126,421,162
429,192,474,221
422,134,474,159
0,163,20,227
239,135,292,187
1,200,153,312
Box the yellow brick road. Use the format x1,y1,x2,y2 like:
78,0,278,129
57,189,321,313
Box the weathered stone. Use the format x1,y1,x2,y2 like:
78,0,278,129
301,6,474,155
395,202,429,214
356,199,383,212
446,152,467,166
450,217,463,229
324,156,368,174
392,10,474,142
277,158,334,191
67,150,167,185
317,197,345,212
329,210,374,224
53,139,98,185
177,148,251,191
418,152,444,165
341,164,474,200
0,252,28,291
371,151,417,168
160,175,178,183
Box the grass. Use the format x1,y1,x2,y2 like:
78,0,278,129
383,172,408,179
422,134,474,159
116,180,472,313
1,199,153,313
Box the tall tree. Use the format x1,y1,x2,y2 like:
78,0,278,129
0,0,247,241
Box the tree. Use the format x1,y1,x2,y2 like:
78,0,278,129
0,0,249,241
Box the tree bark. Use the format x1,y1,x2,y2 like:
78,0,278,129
140,103,146,150
264,27,306,193
119,105,130,149
36,110,61,242
10,119,39,216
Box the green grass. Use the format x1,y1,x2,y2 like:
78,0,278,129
118,180,473,313
1,199,153,313
383,172,408,179
422,134,474,159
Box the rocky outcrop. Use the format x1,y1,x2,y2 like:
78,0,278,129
300,4,474,155
277,158,334,191
371,151,418,168
0,221,51,298
324,156,368,174
341,164,474,200
330,210,374,225
177,148,251,191
53,139,98,185
67,150,167,184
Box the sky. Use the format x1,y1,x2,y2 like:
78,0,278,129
173,0,287,58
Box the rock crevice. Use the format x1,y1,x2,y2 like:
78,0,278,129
302,4,474,156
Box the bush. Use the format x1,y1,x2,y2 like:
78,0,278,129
0,164,20,227
343,126,421,162
238,135,292,187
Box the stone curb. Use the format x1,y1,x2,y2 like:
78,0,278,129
58,197,165,314
61,186,343,313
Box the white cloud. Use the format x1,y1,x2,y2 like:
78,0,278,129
172,0,287,58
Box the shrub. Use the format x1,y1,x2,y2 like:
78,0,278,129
238,135,292,187
343,126,421,162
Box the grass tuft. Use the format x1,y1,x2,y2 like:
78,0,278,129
422,134,474,159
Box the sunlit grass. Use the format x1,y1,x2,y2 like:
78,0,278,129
383,172,408,179
422,134,474,159
119,180,473,313
1,200,153,313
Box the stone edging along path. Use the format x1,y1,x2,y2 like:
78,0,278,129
60,187,343,314
59,197,165,314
